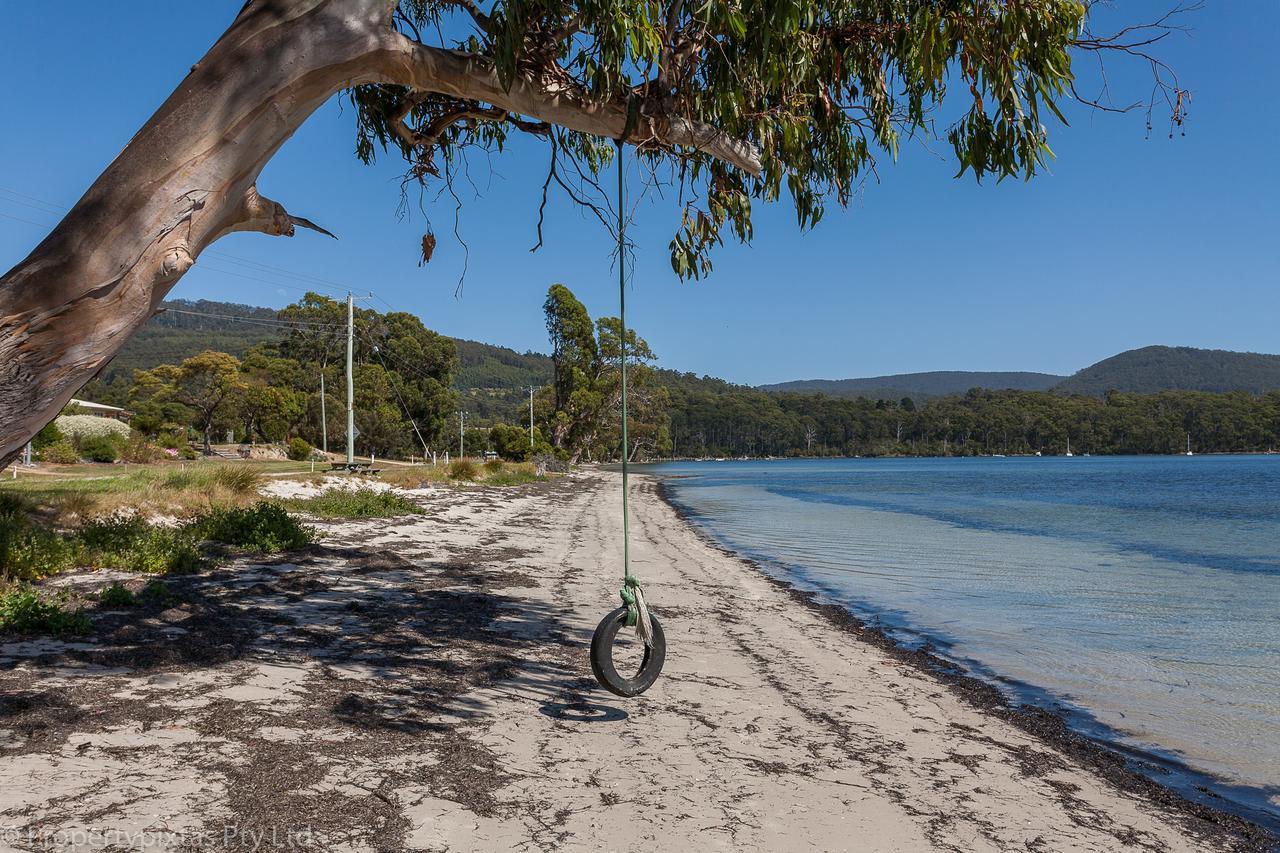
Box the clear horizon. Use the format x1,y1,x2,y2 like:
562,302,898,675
2,2,1277,386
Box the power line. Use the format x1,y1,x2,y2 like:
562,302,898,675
0,186,64,213
0,210,53,229
161,307,344,330
371,344,432,456
203,251,348,296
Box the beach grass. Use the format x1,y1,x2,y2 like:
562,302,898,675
2,490,313,584
283,487,421,519
0,459,312,521
377,459,546,489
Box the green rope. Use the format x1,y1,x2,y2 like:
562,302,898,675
615,136,652,645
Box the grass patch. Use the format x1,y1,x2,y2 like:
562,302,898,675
2,496,313,582
212,465,264,494
191,502,315,552
0,585,90,637
482,462,544,487
447,458,478,481
78,515,203,575
0,460,303,520
1,494,78,580
375,460,548,489
285,488,421,519
97,582,137,608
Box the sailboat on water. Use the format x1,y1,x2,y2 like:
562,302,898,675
1186,433,1194,456
1065,435,1074,457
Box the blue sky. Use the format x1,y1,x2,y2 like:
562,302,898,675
2,2,1277,386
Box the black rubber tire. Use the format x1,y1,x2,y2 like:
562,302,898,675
590,606,666,697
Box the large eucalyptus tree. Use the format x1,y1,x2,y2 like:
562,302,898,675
0,0,1186,462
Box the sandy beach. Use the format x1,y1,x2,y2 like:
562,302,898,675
0,471,1267,851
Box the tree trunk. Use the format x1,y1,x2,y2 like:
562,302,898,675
0,0,391,463
0,0,759,464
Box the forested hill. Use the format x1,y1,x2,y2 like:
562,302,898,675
1053,346,1280,395
454,339,551,390
96,299,280,380
760,371,1065,401
98,300,556,392
100,302,1280,403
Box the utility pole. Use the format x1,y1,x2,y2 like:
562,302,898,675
346,292,355,466
528,386,535,451
458,411,467,458
319,371,327,454
344,292,373,467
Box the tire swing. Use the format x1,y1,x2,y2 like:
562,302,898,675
589,129,666,698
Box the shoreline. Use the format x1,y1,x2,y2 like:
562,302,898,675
653,475,1278,847
1,471,1274,851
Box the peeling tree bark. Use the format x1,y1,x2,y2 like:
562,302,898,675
0,0,759,463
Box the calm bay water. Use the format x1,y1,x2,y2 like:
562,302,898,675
649,455,1280,825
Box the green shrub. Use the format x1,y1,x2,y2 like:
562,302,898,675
0,500,78,581
448,458,478,481
121,434,163,463
484,458,504,474
37,440,80,464
285,488,421,519
191,502,314,552
0,585,90,636
138,578,173,605
212,465,263,494
78,514,201,574
98,582,137,608
490,423,533,461
32,421,64,451
78,434,121,463
286,437,313,462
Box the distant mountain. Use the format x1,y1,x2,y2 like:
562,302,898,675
97,303,1280,407
760,371,1065,401
1053,346,1280,395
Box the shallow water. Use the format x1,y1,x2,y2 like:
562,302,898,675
648,455,1280,824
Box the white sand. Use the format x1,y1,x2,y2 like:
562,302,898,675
0,471,1241,851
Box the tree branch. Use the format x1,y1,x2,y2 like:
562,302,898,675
225,186,336,240
374,36,763,175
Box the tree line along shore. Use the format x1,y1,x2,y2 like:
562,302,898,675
40,286,1280,468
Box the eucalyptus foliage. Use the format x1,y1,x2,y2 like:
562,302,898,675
352,0,1109,277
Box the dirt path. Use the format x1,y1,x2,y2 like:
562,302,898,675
0,472,1260,851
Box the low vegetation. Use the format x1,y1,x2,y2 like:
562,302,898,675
285,488,421,519
4,463,280,520
0,585,91,637
375,459,546,490
76,514,203,575
191,502,314,551
448,458,478,481
2,496,313,586
480,462,545,487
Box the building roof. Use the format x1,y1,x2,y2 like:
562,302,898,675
68,398,128,414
